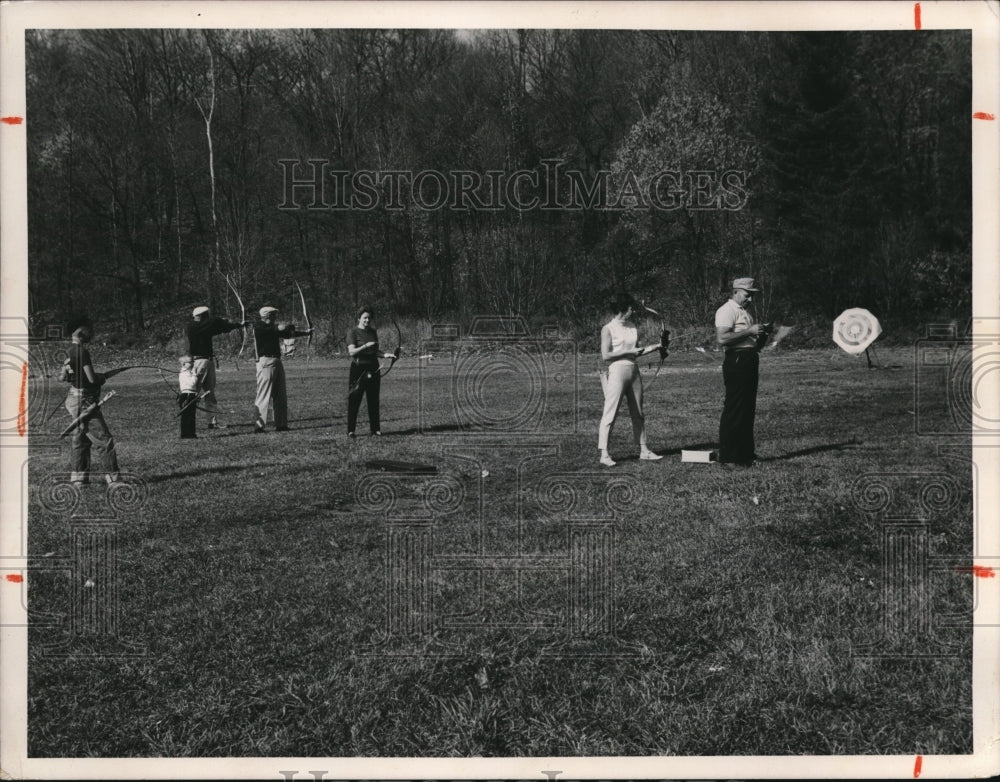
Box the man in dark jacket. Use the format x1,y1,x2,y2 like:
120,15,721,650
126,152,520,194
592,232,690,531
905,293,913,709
251,306,313,433
185,306,247,429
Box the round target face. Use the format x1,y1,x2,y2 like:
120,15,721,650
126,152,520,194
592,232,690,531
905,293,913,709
833,308,882,355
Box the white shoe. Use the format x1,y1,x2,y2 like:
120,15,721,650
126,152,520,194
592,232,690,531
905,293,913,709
640,450,663,461
599,454,616,467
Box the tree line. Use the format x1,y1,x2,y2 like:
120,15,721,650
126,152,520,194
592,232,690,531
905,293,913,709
26,28,971,345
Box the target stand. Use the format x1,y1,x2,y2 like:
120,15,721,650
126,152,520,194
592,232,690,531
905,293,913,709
864,343,883,369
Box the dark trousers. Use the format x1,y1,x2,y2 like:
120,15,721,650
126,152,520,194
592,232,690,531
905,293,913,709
719,350,759,464
348,362,381,433
179,393,198,438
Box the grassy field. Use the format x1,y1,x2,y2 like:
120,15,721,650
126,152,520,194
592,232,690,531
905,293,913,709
26,346,973,757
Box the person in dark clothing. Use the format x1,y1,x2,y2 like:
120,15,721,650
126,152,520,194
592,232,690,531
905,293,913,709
62,315,120,486
715,277,765,466
251,306,313,433
346,308,395,437
185,305,247,429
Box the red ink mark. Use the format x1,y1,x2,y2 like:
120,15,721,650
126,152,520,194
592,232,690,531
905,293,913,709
18,361,28,436
973,112,996,120
5,574,23,584
914,3,921,30
914,755,922,777
955,565,996,578
1,116,23,125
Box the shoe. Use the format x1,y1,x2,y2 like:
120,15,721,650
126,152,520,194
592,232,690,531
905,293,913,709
254,423,266,434
208,420,227,430
640,450,663,461
347,432,356,438
275,426,289,432
599,454,616,467
180,435,198,439
372,431,382,436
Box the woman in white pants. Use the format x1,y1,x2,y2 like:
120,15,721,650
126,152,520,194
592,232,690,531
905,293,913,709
598,293,663,466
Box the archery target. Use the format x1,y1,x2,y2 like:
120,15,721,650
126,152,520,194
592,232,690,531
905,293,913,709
833,308,882,355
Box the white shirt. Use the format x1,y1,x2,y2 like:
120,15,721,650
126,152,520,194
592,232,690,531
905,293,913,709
178,368,199,394
715,298,756,350
605,317,638,366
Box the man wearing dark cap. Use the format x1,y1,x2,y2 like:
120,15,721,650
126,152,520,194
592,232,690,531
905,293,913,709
185,305,247,429
715,277,764,466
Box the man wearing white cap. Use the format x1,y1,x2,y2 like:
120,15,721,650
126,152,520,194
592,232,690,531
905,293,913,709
715,277,764,466
251,306,313,433
185,306,248,429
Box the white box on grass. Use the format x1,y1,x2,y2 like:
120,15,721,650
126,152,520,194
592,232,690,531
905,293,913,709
681,450,717,463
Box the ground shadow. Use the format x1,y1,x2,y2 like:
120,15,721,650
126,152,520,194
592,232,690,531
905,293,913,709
145,464,254,484
757,440,860,462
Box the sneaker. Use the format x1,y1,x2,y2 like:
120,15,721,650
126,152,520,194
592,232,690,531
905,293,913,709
599,454,617,467
639,450,663,461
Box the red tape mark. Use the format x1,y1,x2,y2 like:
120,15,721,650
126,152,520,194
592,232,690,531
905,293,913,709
955,565,996,578
913,3,921,29
973,112,996,120
5,574,23,584
914,755,922,777
1,116,23,125
18,361,28,436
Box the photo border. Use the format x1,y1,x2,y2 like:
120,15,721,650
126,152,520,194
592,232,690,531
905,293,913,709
2,1,997,779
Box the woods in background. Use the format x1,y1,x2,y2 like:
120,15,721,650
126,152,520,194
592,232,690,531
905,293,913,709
26,29,972,343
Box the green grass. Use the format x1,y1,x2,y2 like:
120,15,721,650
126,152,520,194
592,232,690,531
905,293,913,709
26,347,972,756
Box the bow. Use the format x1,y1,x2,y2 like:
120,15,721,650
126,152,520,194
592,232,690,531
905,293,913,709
223,273,253,363
347,316,401,396
377,315,402,379
103,364,180,396
60,390,117,438
641,302,670,391
294,280,312,362
175,390,211,417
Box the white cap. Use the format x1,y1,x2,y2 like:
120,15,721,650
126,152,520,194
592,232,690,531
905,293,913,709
192,306,210,317
259,306,278,318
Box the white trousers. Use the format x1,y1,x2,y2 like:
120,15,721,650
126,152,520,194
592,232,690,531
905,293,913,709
254,357,287,428
598,360,647,451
